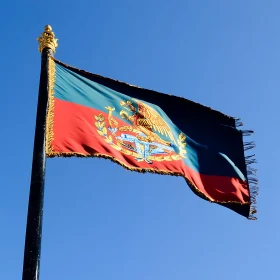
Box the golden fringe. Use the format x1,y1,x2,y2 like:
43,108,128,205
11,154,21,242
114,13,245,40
47,151,250,206
46,56,56,154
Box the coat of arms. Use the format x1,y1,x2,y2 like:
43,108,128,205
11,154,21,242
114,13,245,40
94,99,187,164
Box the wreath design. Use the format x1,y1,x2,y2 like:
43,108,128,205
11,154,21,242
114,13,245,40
94,101,187,164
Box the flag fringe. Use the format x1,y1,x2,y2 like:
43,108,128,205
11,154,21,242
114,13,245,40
237,120,258,220
243,141,256,151
234,118,244,127
46,55,56,155
242,130,254,136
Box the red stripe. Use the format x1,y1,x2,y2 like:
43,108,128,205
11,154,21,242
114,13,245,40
51,98,250,204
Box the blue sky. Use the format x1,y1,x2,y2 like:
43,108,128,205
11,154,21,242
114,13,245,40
0,1,278,279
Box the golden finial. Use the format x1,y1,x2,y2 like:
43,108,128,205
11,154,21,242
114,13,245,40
37,25,58,53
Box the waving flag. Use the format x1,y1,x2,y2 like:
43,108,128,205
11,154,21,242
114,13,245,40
46,57,257,219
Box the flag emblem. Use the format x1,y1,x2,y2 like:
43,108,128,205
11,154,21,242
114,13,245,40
94,99,187,164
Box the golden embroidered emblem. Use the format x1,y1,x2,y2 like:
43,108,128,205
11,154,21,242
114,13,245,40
94,99,186,164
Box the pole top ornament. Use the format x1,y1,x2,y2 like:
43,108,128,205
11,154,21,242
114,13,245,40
37,25,58,53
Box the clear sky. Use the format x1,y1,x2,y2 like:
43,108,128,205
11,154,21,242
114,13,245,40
0,1,277,279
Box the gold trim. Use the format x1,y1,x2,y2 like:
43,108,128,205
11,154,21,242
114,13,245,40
46,56,56,154
47,150,250,206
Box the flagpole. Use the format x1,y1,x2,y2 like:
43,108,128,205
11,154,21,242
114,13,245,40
22,25,58,280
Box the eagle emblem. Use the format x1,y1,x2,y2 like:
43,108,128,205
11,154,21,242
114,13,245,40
94,99,186,164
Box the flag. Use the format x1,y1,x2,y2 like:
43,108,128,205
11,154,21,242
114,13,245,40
46,57,257,219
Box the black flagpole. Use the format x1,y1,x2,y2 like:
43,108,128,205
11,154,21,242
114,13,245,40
22,25,58,280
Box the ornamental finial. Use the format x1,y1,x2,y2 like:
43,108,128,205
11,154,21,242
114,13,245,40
37,25,58,53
